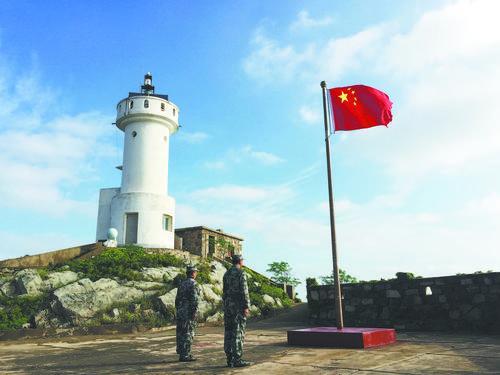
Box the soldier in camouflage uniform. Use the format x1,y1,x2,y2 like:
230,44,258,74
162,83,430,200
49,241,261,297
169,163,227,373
175,265,200,362
223,254,252,367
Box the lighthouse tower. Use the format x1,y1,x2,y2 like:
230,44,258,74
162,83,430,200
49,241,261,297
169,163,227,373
96,73,179,248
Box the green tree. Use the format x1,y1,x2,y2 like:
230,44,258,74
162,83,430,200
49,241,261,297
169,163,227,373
320,269,358,285
266,261,301,286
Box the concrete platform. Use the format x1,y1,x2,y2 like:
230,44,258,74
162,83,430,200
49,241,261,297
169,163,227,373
0,305,499,374
287,327,396,348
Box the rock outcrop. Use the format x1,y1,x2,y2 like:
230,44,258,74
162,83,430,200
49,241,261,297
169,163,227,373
0,253,290,331
142,267,181,282
44,271,79,290
52,278,144,323
14,269,44,296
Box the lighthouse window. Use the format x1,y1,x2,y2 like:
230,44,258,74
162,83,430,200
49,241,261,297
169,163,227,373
163,214,173,231
161,103,165,111
144,99,149,108
132,131,137,138
130,100,134,109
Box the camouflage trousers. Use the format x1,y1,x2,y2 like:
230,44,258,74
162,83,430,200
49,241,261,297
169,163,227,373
224,313,246,361
176,319,197,357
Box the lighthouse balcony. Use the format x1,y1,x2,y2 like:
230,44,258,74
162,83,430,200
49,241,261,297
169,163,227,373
115,95,179,132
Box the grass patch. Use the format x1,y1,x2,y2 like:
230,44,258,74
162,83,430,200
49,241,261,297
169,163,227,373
0,294,48,330
64,246,185,281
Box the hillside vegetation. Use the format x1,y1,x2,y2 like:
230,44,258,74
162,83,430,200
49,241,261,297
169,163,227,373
0,247,292,331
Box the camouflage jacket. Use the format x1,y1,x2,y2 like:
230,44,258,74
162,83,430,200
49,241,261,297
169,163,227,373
175,277,200,320
222,266,251,315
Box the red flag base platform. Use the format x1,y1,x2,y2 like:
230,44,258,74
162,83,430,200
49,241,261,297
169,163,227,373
287,327,396,349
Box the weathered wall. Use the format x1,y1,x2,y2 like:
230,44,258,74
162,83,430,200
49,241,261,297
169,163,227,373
175,227,243,260
0,243,105,269
307,272,500,332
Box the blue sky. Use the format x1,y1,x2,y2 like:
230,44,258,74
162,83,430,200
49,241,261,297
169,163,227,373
1,1,499,297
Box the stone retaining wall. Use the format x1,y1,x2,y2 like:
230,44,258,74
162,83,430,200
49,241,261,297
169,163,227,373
0,243,105,269
307,272,500,332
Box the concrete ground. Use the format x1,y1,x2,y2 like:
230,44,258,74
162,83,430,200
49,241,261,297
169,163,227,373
0,304,499,374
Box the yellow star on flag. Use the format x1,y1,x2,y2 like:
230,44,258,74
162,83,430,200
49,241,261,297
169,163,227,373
338,91,348,103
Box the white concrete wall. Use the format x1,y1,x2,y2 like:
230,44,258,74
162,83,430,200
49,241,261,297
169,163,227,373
116,96,179,128
96,188,120,241
120,122,170,195
110,192,176,248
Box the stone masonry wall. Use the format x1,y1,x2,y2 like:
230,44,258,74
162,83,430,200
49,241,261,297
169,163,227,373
0,243,105,269
307,272,500,332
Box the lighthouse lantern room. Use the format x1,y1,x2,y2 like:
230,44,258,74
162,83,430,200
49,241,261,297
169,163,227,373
96,73,179,248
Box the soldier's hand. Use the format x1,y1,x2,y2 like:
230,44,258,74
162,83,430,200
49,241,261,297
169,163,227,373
243,308,250,317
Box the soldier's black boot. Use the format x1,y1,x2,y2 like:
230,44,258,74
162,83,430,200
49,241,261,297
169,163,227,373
179,354,197,362
227,355,234,367
233,359,252,367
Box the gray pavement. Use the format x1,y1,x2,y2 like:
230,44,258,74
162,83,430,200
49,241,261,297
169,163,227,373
0,304,499,374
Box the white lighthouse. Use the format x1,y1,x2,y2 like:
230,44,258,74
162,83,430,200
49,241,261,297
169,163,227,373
96,73,179,248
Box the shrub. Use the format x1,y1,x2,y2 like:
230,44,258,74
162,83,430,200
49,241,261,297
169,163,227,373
0,294,48,330
244,266,293,315
36,268,49,280
306,277,318,288
195,260,212,284
65,247,185,281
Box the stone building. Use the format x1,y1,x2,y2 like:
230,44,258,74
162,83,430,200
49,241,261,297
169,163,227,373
174,226,243,260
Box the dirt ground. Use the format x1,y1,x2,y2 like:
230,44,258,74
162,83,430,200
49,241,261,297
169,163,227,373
0,304,499,374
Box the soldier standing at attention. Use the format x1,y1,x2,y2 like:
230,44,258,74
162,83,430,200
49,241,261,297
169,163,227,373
223,254,252,367
175,265,200,362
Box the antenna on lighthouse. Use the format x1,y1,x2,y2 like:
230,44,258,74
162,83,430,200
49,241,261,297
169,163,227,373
141,72,155,95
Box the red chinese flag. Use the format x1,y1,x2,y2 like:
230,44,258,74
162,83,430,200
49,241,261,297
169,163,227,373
329,85,393,131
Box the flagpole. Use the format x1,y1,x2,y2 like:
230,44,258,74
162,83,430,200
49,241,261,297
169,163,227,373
321,81,344,330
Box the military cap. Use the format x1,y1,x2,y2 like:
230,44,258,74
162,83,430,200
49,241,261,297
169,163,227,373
231,254,243,263
186,264,199,272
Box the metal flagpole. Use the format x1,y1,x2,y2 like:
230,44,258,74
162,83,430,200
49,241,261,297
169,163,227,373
320,81,344,330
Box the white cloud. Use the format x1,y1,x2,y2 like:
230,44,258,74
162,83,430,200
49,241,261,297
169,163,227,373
190,184,293,203
0,51,116,217
242,28,315,83
242,145,285,165
177,131,209,144
290,10,333,32
204,145,285,170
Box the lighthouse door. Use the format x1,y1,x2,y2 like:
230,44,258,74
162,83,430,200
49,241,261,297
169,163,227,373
125,213,138,244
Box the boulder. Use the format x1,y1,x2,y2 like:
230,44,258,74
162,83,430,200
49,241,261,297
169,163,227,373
0,281,16,297
44,271,79,291
275,298,283,308
206,311,223,325
199,284,222,304
142,267,181,282
249,304,261,317
110,308,120,318
14,269,45,296
157,288,177,314
209,261,226,286
34,309,51,329
262,294,275,305
197,300,213,319
124,281,167,291
52,278,144,323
